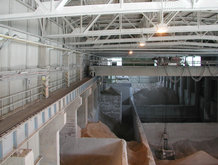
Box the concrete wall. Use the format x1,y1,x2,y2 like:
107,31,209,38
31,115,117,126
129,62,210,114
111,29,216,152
143,123,218,146
60,138,128,165
107,83,131,103
0,0,63,115
160,76,218,122
130,97,156,165
3,149,34,165
100,88,122,122
137,105,200,122
0,0,90,117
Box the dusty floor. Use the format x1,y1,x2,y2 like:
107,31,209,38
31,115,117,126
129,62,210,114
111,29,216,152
81,122,149,165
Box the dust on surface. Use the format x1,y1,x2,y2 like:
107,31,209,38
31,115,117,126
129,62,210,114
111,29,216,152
156,151,218,165
81,122,150,165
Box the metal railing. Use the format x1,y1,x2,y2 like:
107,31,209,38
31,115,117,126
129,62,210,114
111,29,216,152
69,73,80,83
0,86,42,117
49,79,66,92
0,71,85,117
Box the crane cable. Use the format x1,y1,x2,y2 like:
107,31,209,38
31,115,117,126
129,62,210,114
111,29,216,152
187,64,205,82
164,65,184,83
207,62,218,77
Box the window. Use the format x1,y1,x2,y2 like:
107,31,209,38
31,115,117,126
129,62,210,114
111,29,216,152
24,123,28,138
13,131,17,148
42,112,45,123
34,117,38,130
0,141,2,159
48,108,51,118
54,104,57,113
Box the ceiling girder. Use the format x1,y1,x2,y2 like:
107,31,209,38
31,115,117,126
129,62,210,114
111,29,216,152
47,24,218,38
68,35,218,45
1,0,218,21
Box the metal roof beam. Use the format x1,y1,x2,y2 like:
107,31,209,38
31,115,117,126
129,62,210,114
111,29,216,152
68,35,218,45
47,24,218,38
1,0,218,21
80,41,218,48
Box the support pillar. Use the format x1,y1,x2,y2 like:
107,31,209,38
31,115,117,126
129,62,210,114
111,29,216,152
163,77,166,87
63,54,71,87
195,80,200,111
77,88,92,128
88,83,97,122
64,72,70,87
79,55,84,81
169,77,173,89
39,112,66,165
217,81,218,121
174,77,178,95
204,78,211,121
179,77,185,104
42,75,49,98
187,77,191,105
60,96,82,140
166,77,170,88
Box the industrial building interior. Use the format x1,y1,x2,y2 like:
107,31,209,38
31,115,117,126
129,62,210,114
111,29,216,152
0,0,218,165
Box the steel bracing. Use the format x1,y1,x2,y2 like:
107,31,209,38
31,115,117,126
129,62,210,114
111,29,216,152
1,0,218,57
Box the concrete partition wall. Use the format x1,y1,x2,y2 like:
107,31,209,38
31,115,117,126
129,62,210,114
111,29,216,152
60,138,128,165
130,97,156,165
143,123,218,146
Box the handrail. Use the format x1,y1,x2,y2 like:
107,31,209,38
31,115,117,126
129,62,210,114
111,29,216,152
0,86,42,100
0,86,42,117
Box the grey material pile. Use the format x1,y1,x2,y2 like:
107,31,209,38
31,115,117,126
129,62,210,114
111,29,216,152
133,87,179,105
151,137,218,165
172,138,218,159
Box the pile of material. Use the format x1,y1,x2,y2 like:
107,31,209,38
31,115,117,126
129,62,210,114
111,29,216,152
134,87,179,105
81,122,149,165
61,155,114,165
127,141,149,165
81,121,117,138
156,151,218,165
172,138,218,159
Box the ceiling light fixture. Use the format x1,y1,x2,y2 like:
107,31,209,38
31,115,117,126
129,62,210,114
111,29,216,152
128,50,133,55
139,41,146,47
156,23,168,34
